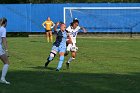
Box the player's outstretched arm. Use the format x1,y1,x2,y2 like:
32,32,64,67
81,27,87,33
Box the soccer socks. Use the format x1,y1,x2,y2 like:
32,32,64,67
67,57,75,63
1,64,9,80
66,57,75,69
45,51,57,67
48,56,53,61
45,56,53,66
57,56,64,70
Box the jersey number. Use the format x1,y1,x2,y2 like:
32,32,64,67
72,32,77,37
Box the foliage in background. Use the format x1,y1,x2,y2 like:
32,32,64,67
0,0,139,4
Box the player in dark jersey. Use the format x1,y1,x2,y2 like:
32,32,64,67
44,22,68,71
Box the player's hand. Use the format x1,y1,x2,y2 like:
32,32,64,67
83,29,87,33
51,26,53,29
56,22,60,26
81,27,87,33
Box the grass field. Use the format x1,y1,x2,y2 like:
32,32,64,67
0,37,140,93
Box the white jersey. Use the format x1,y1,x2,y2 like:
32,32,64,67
66,26,81,44
0,26,6,49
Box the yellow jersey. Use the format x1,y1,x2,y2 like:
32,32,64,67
42,20,54,30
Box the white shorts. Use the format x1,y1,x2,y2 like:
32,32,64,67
0,48,5,56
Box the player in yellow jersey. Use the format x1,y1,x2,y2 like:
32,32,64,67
42,17,55,42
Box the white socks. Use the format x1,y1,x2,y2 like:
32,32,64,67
67,57,75,63
1,64,9,80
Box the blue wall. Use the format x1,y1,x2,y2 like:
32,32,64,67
0,3,140,32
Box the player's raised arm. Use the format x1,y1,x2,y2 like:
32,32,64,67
44,23,67,71
54,22,60,32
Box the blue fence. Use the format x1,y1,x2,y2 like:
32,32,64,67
0,3,140,32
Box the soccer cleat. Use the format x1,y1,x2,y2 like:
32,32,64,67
0,79,10,85
66,62,70,69
56,69,59,71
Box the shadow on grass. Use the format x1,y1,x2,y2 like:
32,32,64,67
28,66,56,70
30,40,47,43
0,70,140,93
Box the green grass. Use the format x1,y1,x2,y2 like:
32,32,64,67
0,37,140,93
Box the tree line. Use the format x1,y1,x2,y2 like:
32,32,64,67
0,0,139,4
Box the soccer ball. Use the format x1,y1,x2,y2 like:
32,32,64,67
70,46,78,52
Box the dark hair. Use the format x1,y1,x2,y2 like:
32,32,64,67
73,18,79,24
70,19,79,26
0,17,7,26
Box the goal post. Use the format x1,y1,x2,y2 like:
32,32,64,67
64,7,140,34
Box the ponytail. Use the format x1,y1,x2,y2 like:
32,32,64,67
0,17,7,26
0,18,2,26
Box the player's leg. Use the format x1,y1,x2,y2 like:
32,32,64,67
66,51,76,69
45,46,58,67
45,31,49,42
56,48,66,71
65,43,72,56
64,39,72,56
0,53,10,84
49,31,53,43
69,51,76,63
66,45,78,69
56,52,65,71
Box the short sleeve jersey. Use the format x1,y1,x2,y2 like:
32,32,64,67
66,26,81,44
53,30,67,48
43,20,54,30
0,26,6,48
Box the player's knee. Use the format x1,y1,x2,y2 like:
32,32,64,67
71,52,76,57
50,52,56,57
49,33,53,37
48,52,56,61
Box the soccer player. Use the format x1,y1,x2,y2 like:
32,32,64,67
65,18,86,69
0,18,10,84
42,17,55,42
44,22,68,71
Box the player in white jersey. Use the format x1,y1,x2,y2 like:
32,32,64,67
65,18,86,69
0,18,10,84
